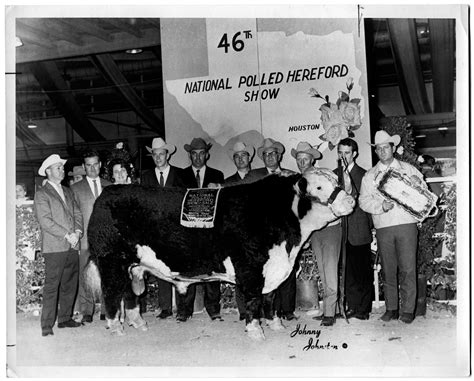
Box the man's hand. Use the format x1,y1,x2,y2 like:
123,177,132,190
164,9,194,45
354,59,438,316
65,232,80,247
382,200,394,212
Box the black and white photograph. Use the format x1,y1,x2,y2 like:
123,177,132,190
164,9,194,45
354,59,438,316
4,3,470,378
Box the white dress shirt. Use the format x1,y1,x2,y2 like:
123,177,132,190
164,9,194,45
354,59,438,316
192,165,206,188
86,176,103,197
155,165,171,185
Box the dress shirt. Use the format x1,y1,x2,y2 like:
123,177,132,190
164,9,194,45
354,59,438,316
237,170,249,180
155,165,171,185
86,176,103,197
266,167,281,174
359,158,425,229
192,165,206,188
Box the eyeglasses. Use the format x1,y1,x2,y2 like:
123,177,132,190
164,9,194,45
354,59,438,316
263,151,278,158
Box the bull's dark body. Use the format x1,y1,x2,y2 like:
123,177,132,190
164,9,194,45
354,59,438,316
88,174,307,322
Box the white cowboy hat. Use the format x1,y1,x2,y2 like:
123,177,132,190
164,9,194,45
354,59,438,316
228,141,255,160
256,138,285,159
290,141,322,160
370,130,401,147
146,137,176,155
38,154,67,176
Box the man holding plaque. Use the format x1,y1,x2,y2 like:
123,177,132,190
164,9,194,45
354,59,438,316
359,130,427,324
177,137,224,322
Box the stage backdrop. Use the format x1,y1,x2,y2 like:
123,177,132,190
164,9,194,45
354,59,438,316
161,18,372,177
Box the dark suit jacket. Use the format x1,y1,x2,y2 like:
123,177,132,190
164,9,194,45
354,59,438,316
224,171,254,185
71,177,111,250
339,163,373,246
181,166,224,188
34,182,83,254
249,167,288,181
141,166,185,187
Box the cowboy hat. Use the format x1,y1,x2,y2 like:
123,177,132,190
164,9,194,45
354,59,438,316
256,138,285,159
228,141,255,160
370,130,401,147
146,137,176,155
68,166,86,177
184,137,212,152
38,154,67,176
291,141,322,160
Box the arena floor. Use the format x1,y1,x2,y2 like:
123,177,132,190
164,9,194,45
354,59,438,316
9,303,466,378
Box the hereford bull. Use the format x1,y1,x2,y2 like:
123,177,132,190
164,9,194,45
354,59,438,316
86,168,354,340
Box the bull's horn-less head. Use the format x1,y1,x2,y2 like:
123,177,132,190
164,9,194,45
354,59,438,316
296,168,354,217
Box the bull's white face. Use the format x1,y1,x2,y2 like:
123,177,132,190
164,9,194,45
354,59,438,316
303,168,355,217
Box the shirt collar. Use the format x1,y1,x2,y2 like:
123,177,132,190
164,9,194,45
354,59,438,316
192,165,206,174
156,165,170,175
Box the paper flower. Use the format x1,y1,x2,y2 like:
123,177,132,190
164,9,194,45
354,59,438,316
309,77,362,150
396,146,404,155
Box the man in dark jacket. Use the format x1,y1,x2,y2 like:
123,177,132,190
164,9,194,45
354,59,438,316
337,138,373,320
177,137,224,322
225,141,255,184
141,137,184,319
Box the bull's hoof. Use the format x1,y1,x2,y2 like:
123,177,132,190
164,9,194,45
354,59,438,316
245,319,265,341
128,318,148,331
108,320,125,336
267,317,285,331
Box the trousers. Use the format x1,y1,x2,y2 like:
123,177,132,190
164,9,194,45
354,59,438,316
311,224,342,317
41,250,79,329
345,242,373,314
176,282,221,318
376,223,418,314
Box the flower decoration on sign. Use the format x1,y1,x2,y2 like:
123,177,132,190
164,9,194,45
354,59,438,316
309,77,362,150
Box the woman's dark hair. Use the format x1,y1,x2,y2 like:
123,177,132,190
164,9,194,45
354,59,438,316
107,158,132,183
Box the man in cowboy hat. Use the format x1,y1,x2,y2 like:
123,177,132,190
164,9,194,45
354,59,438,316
68,166,86,186
251,138,298,321
34,154,84,336
176,137,224,322
250,138,287,178
71,150,111,323
291,141,322,173
336,138,373,321
359,130,427,324
225,141,255,184
141,137,184,319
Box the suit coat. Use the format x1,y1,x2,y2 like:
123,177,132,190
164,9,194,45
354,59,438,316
34,182,83,254
71,177,111,250
249,167,288,181
141,166,185,187
181,166,224,188
343,163,373,246
224,171,255,185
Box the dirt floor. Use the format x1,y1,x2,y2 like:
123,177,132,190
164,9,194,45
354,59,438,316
8,301,468,378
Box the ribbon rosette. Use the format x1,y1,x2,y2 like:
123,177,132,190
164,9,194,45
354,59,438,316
309,77,362,150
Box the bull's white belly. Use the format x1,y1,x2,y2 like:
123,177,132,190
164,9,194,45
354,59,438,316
262,241,300,294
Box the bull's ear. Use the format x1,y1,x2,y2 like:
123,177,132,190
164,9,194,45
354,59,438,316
296,177,308,196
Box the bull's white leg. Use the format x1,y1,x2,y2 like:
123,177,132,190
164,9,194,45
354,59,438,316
107,311,125,336
245,319,265,341
120,299,125,324
126,305,148,331
266,316,285,331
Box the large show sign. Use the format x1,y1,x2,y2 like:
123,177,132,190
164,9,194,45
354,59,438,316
161,18,371,177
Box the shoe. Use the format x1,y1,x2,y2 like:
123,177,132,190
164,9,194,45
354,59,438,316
399,313,414,324
354,312,370,320
81,314,93,323
380,310,399,322
282,312,298,321
58,319,83,328
176,314,190,322
345,309,356,318
312,314,325,321
320,316,336,326
157,310,172,319
100,314,106,321
210,314,223,321
42,327,54,337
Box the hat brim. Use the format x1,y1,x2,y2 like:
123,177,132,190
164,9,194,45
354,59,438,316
291,148,322,160
370,135,401,147
228,146,255,160
184,143,212,152
146,144,176,155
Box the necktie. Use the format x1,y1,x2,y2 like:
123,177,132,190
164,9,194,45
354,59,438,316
93,179,99,199
159,171,164,187
195,169,201,188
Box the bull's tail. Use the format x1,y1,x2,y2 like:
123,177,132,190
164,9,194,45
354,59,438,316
84,260,102,300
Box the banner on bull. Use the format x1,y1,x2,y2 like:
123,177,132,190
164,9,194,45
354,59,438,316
161,18,371,176
180,187,222,228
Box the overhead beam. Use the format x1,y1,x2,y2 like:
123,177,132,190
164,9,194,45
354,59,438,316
104,18,144,38
16,114,46,146
91,53,164,136
27,60,105,142
19,18,85,46
57,19,114,42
